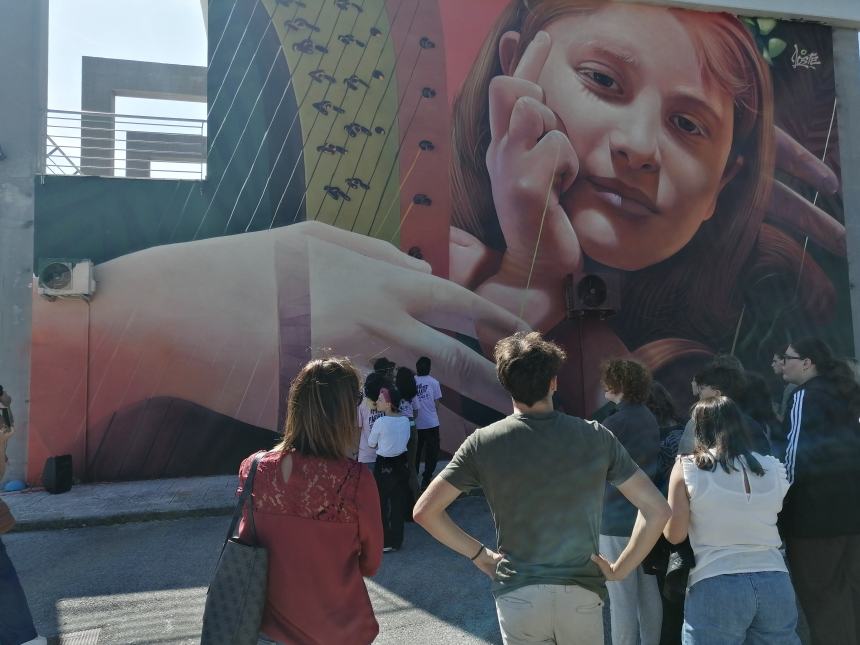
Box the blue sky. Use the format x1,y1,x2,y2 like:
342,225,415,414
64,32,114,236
49,0,207,118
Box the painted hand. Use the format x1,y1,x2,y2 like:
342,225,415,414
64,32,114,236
299,222,529,412
767,126,843,256
481,31,582,330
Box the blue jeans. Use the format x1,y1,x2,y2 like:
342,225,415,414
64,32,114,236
683,571,800,645
0,537,38,645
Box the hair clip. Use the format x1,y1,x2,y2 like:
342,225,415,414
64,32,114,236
413,194,432,206
317,143,348,155
324,185,352,201
421,87,436,99
343,74,370,91
419,37,436,49
370,27,383,37
372,69,385,80
374,126,386,134
344,122,372,137
346,177,370,190
309,69,336,84
334,0,362,11
284,18,320,32
312,100,345,116
418,140,435,151
292,38,316,54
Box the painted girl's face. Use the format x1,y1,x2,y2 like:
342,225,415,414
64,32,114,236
537,5,739,270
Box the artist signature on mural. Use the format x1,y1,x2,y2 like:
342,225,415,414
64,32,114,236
791,44,821,70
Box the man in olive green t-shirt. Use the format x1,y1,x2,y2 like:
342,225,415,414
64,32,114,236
414,332,671,645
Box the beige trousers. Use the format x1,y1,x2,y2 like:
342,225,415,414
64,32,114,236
495,584,605,645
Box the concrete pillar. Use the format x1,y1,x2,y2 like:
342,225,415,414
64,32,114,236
0,0,49,483
833,29,860,355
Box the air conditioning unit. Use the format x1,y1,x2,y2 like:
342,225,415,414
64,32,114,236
37,259,96,299
564,273,620,319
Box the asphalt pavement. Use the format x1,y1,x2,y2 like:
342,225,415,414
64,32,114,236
5,496,503,645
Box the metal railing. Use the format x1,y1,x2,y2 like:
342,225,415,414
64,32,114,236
45,109,207,180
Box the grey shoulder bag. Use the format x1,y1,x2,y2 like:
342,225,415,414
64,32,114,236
200,452,268,645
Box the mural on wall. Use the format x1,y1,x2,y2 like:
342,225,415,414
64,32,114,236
29,0,850,481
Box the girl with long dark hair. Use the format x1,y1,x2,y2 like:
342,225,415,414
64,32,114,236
663,396,798,644
395,367,421,509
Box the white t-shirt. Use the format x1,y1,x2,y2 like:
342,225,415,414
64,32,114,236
357,402,385,463
368,415,410,457
399,398,419,422
413,375,442,430
682,452,790,587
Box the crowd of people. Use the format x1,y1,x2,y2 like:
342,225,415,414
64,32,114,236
4,330,857,645
227,330,860,645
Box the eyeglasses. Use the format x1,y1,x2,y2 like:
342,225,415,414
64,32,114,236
780,354,804,362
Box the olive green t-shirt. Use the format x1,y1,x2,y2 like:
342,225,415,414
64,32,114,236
440,410,638,599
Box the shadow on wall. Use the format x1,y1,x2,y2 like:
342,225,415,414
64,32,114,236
87,397,279,481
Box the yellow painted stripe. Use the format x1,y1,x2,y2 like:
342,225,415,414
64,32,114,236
262,0,401,242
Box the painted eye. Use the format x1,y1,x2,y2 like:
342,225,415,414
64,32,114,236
582,69,618,89
671,115,704,136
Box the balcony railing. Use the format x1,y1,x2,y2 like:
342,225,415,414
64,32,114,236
45,109,207,180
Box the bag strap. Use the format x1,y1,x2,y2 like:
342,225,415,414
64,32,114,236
225,451,265,544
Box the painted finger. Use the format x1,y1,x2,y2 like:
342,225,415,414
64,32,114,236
294,220,432,273
775,126,839,194
531,129,580,194
387,318,511,412
408,272,530,337
506,96,558,148
766,180,845,256
488,75,547,140
513,30,552,83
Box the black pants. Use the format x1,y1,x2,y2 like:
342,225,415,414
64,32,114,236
787,534,860,645
374,453,410,549
0,537,38,645
655,570,684,645
415,427,440,487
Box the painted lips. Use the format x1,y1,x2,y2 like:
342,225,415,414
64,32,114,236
586,176,659,217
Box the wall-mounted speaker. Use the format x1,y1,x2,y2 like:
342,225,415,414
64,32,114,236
42,455,73,494
564,273,621,319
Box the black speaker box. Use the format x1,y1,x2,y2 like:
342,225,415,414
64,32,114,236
42,455,73,494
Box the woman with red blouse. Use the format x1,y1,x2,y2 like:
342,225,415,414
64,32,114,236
237,357,383,645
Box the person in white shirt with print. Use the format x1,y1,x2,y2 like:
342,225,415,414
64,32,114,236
663,395,799,645
368,387,412,552
413,356,443,490
395,366,421,512
357,372,388,472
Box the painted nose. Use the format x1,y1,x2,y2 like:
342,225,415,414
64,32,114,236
609,103,660,172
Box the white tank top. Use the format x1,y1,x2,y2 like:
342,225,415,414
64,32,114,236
682,452,790,587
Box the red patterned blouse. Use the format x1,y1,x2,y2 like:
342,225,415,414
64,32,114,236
237,449,382,645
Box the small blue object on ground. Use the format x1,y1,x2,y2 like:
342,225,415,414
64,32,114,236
3,480,26,492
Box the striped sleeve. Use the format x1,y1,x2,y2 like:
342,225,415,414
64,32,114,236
784,388,805,484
